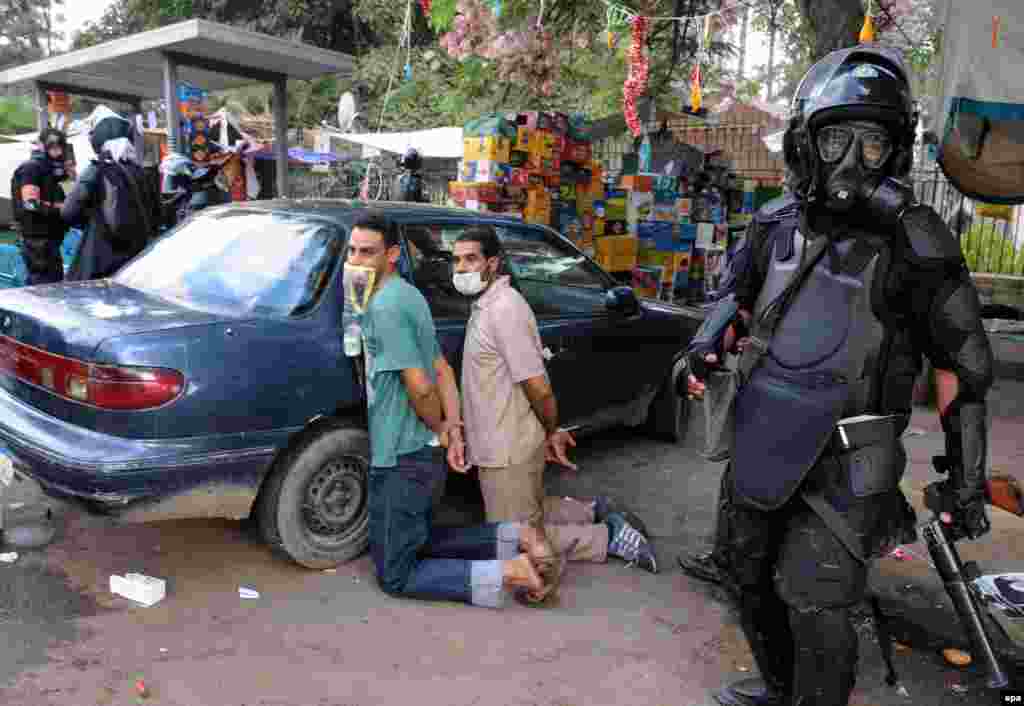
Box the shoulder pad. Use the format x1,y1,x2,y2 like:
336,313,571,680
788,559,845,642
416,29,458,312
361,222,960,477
901,205,963,264
754,194,800,223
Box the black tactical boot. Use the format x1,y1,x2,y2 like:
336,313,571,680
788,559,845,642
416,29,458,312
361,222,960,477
677,549,727,584
712,677,787,706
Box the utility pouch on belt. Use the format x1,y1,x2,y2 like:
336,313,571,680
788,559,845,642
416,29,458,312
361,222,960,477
832,414,906,498
803,413,909,565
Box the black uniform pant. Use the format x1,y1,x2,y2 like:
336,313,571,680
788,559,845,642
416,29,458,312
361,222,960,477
718,448,913,706
20,236,63,286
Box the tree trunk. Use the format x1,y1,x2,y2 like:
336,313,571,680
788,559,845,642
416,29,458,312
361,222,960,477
737,5,749,81
767,9,776,102
797,0,866,61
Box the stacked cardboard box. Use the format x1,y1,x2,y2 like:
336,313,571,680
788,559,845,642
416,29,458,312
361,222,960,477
595,234,639,273
448,111,599,249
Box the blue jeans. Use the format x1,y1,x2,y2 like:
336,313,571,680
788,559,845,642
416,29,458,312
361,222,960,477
369,446,520,608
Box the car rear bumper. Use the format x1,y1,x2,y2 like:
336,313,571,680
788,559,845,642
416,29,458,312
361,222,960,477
0,385,282,515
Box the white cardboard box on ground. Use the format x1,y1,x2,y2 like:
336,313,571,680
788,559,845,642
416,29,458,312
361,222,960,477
110,573,166,606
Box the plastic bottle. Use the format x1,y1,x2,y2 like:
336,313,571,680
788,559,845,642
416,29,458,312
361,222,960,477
639,134,652,173
343,316,363,357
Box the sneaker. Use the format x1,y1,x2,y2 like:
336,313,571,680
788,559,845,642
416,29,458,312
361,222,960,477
606,511,658,573
593,496,650,540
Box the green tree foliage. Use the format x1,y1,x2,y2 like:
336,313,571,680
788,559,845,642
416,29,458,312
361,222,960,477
56,0,938,134
0,0,64,70
0,95,35,133
962,222,1024,276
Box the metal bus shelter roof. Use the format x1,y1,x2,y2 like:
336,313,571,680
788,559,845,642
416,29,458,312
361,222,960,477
0,19,355,197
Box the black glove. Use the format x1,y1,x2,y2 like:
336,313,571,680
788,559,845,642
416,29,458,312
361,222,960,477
686,349,720,383
946,491,991,541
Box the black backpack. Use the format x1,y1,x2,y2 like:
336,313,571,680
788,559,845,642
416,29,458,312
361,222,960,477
93,159,155,250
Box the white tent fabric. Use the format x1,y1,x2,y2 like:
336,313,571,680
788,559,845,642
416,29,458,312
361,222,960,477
929,0,1024,204
207,108,259,146
331,127,464,160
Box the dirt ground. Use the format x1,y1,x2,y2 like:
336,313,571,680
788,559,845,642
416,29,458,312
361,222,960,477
0,391,1019,705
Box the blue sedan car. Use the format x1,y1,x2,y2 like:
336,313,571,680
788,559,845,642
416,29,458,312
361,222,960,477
0,201,698,568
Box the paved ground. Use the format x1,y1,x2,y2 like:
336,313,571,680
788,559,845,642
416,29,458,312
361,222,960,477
0,386,1020,705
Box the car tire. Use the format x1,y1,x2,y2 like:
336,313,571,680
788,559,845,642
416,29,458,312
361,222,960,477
258,420,371,569
645,356,689,443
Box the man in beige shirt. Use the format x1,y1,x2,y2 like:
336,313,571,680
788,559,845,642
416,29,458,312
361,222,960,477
451,225,657,575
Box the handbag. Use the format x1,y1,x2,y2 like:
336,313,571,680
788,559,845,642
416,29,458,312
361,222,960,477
699,232,830,461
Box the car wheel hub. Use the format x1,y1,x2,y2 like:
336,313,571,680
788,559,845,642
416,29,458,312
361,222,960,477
302,457,366,539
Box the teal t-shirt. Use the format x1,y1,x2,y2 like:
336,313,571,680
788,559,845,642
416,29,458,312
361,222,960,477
361,275,440,468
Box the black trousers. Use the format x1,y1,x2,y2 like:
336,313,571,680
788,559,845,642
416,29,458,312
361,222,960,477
21,236,63,286
717,450,914,706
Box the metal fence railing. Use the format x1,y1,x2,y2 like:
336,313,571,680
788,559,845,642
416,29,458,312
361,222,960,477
913,163,1024,276
287,159,458,206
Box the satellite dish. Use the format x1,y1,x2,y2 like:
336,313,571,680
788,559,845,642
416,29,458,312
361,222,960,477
337,92,359,133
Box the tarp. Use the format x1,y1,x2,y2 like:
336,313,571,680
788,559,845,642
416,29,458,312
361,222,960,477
246,146,344,164
929,0,1024,204
330,127,464,160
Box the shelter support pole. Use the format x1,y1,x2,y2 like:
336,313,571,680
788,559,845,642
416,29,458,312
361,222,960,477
162,52,182,154
34,82,49,133
134,101,146,165
273,77,289,198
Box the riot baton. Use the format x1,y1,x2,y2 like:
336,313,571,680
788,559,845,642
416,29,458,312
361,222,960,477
922,471,1023,690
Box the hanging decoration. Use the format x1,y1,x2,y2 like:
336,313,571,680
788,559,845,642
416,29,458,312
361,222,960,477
623,15,650,137
418,0,431,16
690,64,702,113
605,2,632,51
860,0,876,42
690,14,712,113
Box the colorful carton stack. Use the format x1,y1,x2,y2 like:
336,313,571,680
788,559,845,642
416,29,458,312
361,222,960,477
177,82,212,163
448,111,601,251
728,178,757,226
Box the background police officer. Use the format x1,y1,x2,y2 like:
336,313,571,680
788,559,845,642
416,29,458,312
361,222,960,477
393,147,426,203
688,45,993,706
10,128,71,285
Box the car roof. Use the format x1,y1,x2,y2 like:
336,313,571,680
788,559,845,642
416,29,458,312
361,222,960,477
197,199,548,230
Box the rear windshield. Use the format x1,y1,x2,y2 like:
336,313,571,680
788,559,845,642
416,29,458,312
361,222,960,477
114,210,344,318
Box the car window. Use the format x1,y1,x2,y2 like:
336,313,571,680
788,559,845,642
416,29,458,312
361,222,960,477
114,209,343,318
496,226,608,290
495,226,610,317
402,223,471,319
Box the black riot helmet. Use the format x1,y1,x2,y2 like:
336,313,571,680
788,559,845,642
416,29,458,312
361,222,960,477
36,128,68,177
783,45,918,201
399,147,422,172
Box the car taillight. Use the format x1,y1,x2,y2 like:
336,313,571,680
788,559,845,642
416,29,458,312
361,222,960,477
0,335,184,410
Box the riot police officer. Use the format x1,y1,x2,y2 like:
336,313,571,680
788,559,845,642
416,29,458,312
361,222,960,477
393,147,426,203
686,45,993,706
10,128,71,285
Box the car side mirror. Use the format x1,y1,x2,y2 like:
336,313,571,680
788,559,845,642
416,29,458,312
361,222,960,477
605,286,639,315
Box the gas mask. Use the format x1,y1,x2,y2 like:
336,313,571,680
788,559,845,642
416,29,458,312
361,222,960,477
815,121,915,224
343,263,377,315
43,137,66,178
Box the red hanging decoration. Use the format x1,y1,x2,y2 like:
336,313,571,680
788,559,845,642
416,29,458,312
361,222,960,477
418,0,431,16
623,16,650,137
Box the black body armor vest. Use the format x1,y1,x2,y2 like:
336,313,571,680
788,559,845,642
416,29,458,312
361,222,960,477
732,220,893,511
